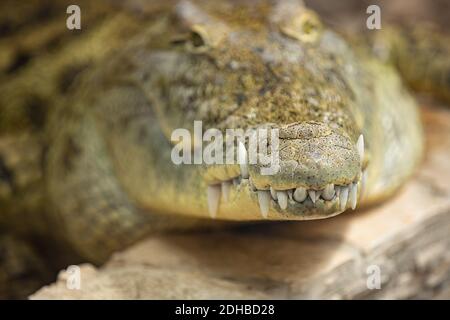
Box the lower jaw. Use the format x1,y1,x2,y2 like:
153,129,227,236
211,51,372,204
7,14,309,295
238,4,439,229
206,169,367,221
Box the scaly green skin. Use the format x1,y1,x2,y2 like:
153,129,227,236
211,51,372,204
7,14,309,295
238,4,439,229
1,0,444,264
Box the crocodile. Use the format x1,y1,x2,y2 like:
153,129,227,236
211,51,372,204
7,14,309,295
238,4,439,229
0,0,449,296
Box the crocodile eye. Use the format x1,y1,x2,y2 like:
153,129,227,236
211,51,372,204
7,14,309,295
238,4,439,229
185,25,212,52
190,30,206,48
170,29,208,51
301,15,320,36
279,9,323,43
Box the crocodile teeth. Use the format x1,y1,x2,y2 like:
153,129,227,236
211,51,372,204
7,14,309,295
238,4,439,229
249,177,257,191
287,189,293,201
277,191,288,209
339,186,349,211
270,187,277,200
315,190,322,201
349,183,357,210
207,185,221,218
238,142,249,178
257,190,271,218
222,181,231,202
308,190,316,203
360,170,367,200
357,134,364,166
322,184,335,200
293,187,307,202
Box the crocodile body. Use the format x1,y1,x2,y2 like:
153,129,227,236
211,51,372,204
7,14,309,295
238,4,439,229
0,0,449,296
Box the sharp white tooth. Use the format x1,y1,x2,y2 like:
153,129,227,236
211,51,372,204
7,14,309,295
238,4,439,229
322,184,335,200
339,186,349,211
293,187,307,202
357,180,361,194
277,191,288,209
357,134,364,166
315,190,322,201
270,187,277,200
360,170,367,200
257,191,271,218
308,190,316,203
249,178,257,191
207,185,221,218
349,183,357,210
238,141,249,178
222,181,231,202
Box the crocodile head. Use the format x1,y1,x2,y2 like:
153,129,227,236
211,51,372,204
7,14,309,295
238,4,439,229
106,0,370,221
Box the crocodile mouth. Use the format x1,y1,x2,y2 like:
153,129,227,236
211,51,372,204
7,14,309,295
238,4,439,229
206,134,366,219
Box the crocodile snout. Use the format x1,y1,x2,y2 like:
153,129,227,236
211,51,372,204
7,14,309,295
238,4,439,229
204,121,366,219
250,121,361,190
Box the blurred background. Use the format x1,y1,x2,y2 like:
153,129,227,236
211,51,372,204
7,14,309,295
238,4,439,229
0,0,449,299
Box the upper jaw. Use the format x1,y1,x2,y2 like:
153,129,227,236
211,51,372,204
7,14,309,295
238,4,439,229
206,134,367,219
